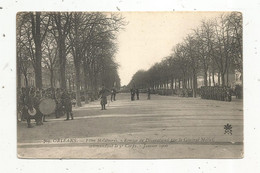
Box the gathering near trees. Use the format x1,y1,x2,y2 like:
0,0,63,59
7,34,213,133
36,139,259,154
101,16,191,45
17,12,125,106
129,12,242,98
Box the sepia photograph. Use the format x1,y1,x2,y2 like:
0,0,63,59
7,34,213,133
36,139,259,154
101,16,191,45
16,11,243,159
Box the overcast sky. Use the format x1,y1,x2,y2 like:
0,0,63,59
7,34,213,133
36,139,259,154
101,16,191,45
115,12,223,86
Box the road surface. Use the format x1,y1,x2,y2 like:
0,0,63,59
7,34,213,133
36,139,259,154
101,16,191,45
17,93,243,159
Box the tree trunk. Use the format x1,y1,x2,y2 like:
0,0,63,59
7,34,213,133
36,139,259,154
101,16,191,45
68,77,71,91
33,12,43,89
17,55,22,89
226,68,229,86
212,72,215,86
193,72,197,98
74,61,82,107
204,70,208,86
208,72,211,86
218,72,221,85
34,52,42,89
50,69,54,88
83,61,89,104
72,79,75,91
24,74,28,88
221,73,225,87
171,77,174,90
58,37,67,89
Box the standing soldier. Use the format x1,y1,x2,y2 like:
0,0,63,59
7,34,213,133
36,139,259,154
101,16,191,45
111,88,114,102
112,88,116,101
20,88,33,128
61,90,74,120
130,88,135,101
34,90,44,125
26,89,37,128
111,88,116,102
99,86,110,110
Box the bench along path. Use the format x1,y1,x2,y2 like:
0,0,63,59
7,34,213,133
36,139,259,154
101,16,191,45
17,93,243,158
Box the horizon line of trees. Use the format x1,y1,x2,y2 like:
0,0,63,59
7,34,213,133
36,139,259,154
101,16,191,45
128,12,242,97
17,12,126,106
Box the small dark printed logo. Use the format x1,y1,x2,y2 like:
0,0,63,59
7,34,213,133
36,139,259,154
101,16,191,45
224,123,232,135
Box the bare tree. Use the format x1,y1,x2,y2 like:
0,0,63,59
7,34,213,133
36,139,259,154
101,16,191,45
50,12,72,89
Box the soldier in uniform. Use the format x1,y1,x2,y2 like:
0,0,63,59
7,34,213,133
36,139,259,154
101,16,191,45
19,88,30,127
111,88,116,102
112,88,116,101
34,91,44,125
26,89,36,128
61,90,74,120
226,86,232,102
130,88,135,101
99,86,110,110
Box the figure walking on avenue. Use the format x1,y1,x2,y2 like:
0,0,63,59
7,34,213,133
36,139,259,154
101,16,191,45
112,88,116,101
130,88,135,101
111,88,116,102
61,90,74,120
99,86,111,110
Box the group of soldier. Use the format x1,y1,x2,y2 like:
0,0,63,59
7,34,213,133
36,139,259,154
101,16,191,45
130,88,151,101
18,87,74,128
200,86,233,102
98,86,117,110
130,88,139,101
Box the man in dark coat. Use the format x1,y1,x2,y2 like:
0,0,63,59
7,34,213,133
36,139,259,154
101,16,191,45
99,86,110,110
34,91,44,125
61,90,74,120
112,88,116,101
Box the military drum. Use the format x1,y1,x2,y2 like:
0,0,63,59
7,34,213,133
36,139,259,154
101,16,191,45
39,98,56,115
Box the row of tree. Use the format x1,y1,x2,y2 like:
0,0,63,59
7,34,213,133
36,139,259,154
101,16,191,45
129,12,242,97
17,12,126,106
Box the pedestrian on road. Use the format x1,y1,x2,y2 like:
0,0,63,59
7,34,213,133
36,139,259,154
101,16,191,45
61,90,74,120
130,88,135,101
99,86,110,110
112,88,116,101
111,88,116,102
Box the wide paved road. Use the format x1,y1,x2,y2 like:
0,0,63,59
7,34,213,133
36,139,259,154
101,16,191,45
17,93,243,159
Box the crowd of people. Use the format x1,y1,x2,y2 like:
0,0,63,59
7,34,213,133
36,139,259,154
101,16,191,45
98,86,118,110
18,84,242,128
200,86,233,101
130,88,151,101
18,87,74,128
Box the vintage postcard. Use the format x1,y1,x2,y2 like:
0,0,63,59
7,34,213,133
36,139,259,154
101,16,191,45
16,11,243,159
